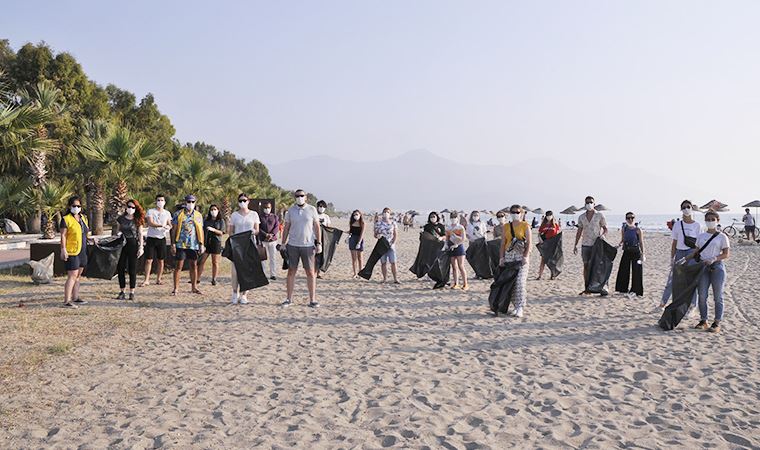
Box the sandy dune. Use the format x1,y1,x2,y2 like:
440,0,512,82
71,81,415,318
1,222,759,449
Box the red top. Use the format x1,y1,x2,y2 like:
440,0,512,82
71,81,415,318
539,222,560,239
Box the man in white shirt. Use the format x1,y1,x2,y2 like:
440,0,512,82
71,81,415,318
573,195,609,296
742,208,756,241
141,194,173,286
281,189,322,308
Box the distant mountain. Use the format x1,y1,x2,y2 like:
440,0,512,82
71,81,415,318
269,150,706,214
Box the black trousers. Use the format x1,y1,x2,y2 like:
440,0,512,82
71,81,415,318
615,247,643,296
118,237,138,289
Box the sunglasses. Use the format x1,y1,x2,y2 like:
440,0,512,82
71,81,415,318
510,211,520,214
72,204,82,208
187,201,196,204
295,194,305,198
626,216,635,220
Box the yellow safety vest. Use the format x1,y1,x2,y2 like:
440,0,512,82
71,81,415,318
62,213,89,255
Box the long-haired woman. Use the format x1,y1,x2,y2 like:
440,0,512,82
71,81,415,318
536,211,561,280
348,209,365,278
60,195,90,308
198,204,225,285
116,199,145,300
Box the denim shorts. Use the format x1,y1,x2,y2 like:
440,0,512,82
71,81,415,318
380,248,397,264
450,244,466,257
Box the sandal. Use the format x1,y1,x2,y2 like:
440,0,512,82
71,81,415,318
170,290,177,296
192,289,203,295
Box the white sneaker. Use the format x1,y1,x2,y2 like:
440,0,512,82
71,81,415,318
513,307,524,318
230,294,238,305
239,294,249,305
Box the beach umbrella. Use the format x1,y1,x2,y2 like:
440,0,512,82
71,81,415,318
700,200,727,211
560,205,579,215
532,208,545,215
594,204,611,212
742,200,760,225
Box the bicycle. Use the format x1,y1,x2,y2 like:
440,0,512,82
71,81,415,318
722,219,759,240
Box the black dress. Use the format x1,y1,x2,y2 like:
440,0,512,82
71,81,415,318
204,218,225,254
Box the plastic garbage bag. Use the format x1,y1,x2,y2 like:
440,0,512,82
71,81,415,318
358,237,392,280
466,237,493,279
585,237,617,293
84,235,124,280
659,262,705,330
409,233,445,278
318,226,343,273
28,252,54,284
3,219,21,233
536,232,564,279
488,261,522,315
428,249,452,289
223,231,269,291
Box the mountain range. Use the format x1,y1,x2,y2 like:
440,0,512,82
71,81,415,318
268,150,706,214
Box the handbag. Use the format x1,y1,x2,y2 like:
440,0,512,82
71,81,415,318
681,221,697,249
255,236,268,261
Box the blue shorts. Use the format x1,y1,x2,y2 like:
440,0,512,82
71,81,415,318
64,251,88,271
450,244,466,257
175,248,199,261
380,248,397,264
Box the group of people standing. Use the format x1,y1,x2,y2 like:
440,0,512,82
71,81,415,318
57,191,731,332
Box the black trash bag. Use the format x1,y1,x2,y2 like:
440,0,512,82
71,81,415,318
585,237,617,293
536,232,564,279
486,239,502,277
84,235,125,280
358,237,392,280
466,237,494,279
659,262,705,330
409,233,445,278
428,249,452,289
318,226,343,273
280,246,289,271
488,261,522,315
224,231,269,291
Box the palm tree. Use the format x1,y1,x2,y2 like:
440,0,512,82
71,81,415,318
171,154,223,209
20,80,67,188
23,181,73,239
76,123,164,230
0,176,35,224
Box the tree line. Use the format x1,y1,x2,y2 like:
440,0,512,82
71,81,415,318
0,40,310,238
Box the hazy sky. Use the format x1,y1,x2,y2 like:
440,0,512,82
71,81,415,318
3,0,760,177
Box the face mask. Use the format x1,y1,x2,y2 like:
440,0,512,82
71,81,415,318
511,213,521,221
498,217,507,224
682,208,692,217
546,215,553,220
126,207,136,215
705,220,717,230
186,203,195,211
353,214,360,220
318,207,326,214
156,200,165,208
383,212,391,220
71,206,81,215
239,200,248,208
210,210,218,218
263,208,271,214
585,203,595,211
430,217,438,224
295,196,306,206
472,216,479,222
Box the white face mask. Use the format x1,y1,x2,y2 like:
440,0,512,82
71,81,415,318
239,200,248,208
126,207,136,215
430,217,438,224
497,217,506,224
210,210,218,218
71,206,81,215
295,196,306,206
682,208,692,217
156,200,165,208
585,203,595,211
263,208,271,214
546,215,553,220
353,214,360,220
510,213,521,222
186,203,195,211
318,207,326,214
383,212,391,220
472,216,480,222
705,220,717,230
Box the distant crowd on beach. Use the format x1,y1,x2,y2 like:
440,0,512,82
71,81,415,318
57,190,745,334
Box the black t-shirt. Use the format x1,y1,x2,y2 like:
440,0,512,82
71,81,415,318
423,223,445,237
204,218,225,245
59,214,89,254
117,215,138,239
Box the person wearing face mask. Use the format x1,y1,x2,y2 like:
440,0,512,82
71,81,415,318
348,210,365,278
573,195,609,296
258,202,280,280
227,193,261,304
659,200,702,310
498,205,532,317
685,210,730,333
374,207,400,284
141,194,173,286
281,189,322,307
447,211,469,290
171,194,205,296
537,211,561,280
115,199,145,300
316,200,332,227
492,212,507,239
466,211,487,242
423,212,446,240
60,195,91,308
197,204,225,286
614,212,644,298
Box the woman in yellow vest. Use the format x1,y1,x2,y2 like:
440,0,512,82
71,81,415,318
498,204,532,318
60,195,91,308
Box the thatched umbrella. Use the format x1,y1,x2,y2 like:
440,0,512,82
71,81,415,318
594,204,611,212
560,205,579,215
532,208,545,215
742,200,760,226
700,200,727,211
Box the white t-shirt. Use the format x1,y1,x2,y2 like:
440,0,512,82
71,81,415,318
671,219,702,251
447,224,466,246
285,204,319,247
317,213,331,227
696,231,730,261
230,210,260,234
743,214,755,227
146,208,172,239
466,221,486,241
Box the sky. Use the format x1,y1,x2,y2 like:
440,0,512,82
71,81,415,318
3,0,760,210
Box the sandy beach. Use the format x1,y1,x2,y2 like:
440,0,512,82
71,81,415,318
1,222,759,449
